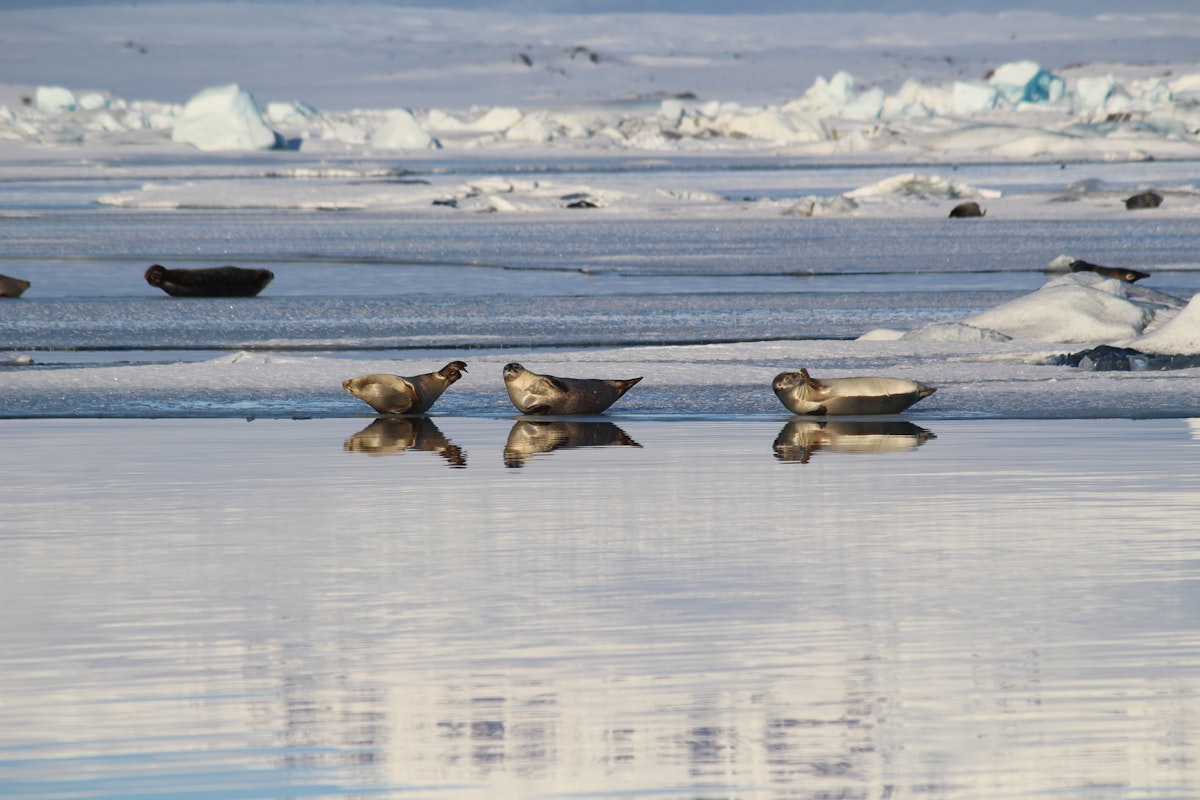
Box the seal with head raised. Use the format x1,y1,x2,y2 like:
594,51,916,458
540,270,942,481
145,264,275,297
773,368,935,416
343,361,467,415
502,362,642,415
1068,259,1150,283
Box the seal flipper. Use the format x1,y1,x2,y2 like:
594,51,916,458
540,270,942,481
525,404,552,415
547,376,571,393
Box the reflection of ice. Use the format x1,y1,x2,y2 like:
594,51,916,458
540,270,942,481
1189,419,1200,442
503,420,642,468
773,419,935,464
343,417,466,467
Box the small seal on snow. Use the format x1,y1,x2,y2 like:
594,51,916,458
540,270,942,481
1124,191,1162,210
772,368,936,416
0,274,31,298
502,362,642,415
948,201,985,218
145,264,275,297
1069,259,1150,283
343,361,467,415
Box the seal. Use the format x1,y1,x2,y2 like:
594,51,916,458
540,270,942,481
1068,259,1150,283
343,417,466,466
1124,191,1162,210
502,362,642,415
0,274,31,298
948,201,985,218
772,368,936,416
503,420,641,467
145,264,275,297
772,419,936,463
342,361,467,415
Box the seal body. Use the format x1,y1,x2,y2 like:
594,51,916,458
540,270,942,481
773,368,936,416
502,362,642,415
0,274,30,298
343,361,467,415
948,201,985,218
1125,191,1162,210
145,264,274,297
1069,259,1150,283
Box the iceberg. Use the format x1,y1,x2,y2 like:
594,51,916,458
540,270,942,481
171,84,281,151
988,60,1066,106
371,108,440,150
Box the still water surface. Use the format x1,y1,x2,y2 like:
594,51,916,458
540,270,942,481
2,416,1199,799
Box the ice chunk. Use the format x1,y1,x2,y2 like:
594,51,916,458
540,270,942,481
35,86,76,113
77,92,110,111
845,172,1000,200
989,60,1065,105
371,108,440,150
901,322,1012,342
171,84,281,151
952,82,998,115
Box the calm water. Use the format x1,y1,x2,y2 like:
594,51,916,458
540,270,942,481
2,416,1199,799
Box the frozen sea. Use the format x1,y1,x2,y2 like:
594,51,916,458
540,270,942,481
3,2,1200,799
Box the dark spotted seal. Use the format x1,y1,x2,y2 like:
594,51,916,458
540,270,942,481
948,201,985,218
1069,259,1150,283
145,264,274,297
0,274,31,298
342,361,467,415
772,368,936,416
502,362,642,415
1124,191,1162,210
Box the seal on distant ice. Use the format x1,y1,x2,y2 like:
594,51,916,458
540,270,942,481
772,368,936,416
343,361,468,415
145,264,275,297
1124,191,1162,210
1068,258,1150,283
0,274,31,298
948,201,985,218
502,362,642,415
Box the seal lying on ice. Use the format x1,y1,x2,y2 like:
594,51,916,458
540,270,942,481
502,362,642,415
1068,259,1150,283
0,274,31,298
948,201,985,218
343,361,468,415
145,264,275,297
772,369,936,416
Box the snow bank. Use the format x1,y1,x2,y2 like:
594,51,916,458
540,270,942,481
171,84,281,151
1126,294,1200,354
964,273,1154,343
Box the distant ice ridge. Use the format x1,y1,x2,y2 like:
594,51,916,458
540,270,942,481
4,59,1200,159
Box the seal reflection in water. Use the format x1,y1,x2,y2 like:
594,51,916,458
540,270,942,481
0,274,31,298
343,417,466,467
145,264,275,297
503,420,642,468
773,368,936,416
343,361,467,415
502,362,642,415
773,419,936,464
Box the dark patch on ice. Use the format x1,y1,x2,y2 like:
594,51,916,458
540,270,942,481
1052,345,1200,371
